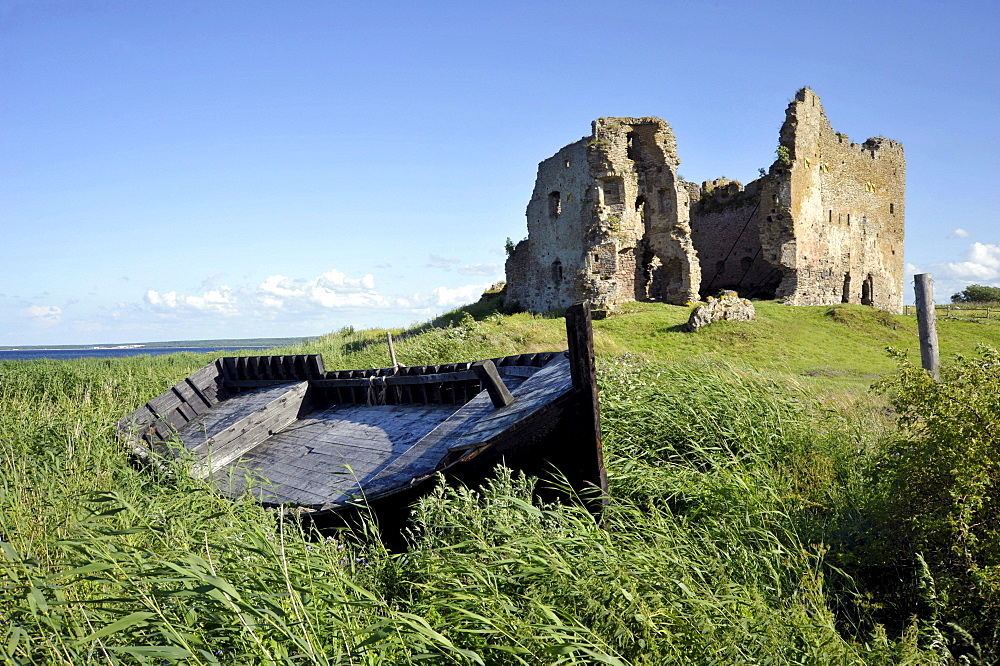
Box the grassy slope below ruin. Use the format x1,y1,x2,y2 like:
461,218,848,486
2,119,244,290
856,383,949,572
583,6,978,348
301,299,1000,390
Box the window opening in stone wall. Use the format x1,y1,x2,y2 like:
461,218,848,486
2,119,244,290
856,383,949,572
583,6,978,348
842,273,851,303
548,191,561,218
564,159,571,168
604,179,623,206
847,214,851,225
626,132,639,161
552,260,563,283
829,210,833,223
890,203,894,214
635,195,646,212
861,274,874,306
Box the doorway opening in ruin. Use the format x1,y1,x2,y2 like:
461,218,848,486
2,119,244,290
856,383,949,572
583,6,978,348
552,260,563,283
861,274,874,306
738,266,783,300
635,245,656,300
842,273,851,303
548,192,561,218
652,256,685,303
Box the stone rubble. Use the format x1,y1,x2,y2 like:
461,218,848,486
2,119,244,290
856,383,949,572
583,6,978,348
685,291,756,331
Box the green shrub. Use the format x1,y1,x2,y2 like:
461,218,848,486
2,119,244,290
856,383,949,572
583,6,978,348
869,346,1000,658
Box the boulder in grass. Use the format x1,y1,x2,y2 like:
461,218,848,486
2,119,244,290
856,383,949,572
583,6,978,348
685,290,756,331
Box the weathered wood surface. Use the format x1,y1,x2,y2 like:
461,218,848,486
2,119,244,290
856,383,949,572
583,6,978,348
181,381,310,478
565,302,608,502
914,273,940,381
346,356,572,504
118,360,226,450
224,365,542,390
121,339,604,528
173,355,572,510
471,360,516,408
220,402,458,506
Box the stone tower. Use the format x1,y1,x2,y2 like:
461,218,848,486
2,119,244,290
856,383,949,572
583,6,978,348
504,117,700,313
689,89,905,312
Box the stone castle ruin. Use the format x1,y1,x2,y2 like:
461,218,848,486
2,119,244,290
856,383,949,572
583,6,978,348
505,88,906,314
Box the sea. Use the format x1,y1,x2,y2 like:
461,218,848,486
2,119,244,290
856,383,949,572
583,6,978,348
0,347,268,362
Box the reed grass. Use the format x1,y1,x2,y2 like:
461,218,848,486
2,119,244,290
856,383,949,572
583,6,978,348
0,306,969,663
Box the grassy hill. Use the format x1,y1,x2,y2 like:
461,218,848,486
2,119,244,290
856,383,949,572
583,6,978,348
2,300,998,663
296,299,1000,391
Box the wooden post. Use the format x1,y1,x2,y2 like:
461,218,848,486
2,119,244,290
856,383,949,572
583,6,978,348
565,301,609,505
386,332,399,368
914,274,940,381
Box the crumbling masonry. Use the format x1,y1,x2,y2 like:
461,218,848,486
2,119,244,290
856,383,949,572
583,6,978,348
505,89,905,314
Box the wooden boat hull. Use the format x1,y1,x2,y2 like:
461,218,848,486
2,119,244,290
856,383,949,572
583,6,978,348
119,303,607,537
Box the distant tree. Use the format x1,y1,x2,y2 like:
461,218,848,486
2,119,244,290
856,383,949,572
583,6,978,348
951,284,1000,303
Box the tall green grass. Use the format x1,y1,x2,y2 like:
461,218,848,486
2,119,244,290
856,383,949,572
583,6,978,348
1,305,977,663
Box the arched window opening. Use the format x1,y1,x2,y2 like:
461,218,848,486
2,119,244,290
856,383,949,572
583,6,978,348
552,260,563,283
841,273,851,303
635,195,646,212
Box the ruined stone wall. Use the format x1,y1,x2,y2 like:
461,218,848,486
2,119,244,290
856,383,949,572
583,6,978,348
763,88,905,312
505,140,592,312
505,117,699,312
689,178,782,299
506,89,904,315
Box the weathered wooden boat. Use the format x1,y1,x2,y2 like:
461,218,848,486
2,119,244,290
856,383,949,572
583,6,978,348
118,303,607,537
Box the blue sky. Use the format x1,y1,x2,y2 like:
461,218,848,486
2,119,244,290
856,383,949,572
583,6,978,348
2,0,997,345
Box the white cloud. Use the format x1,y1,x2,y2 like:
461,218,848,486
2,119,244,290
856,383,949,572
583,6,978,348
430,283,492,308
145,287,237,315
23,305,62,325
142,269,492,322
939,242,1000,281
909,242,1000,302
947,228,970,239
